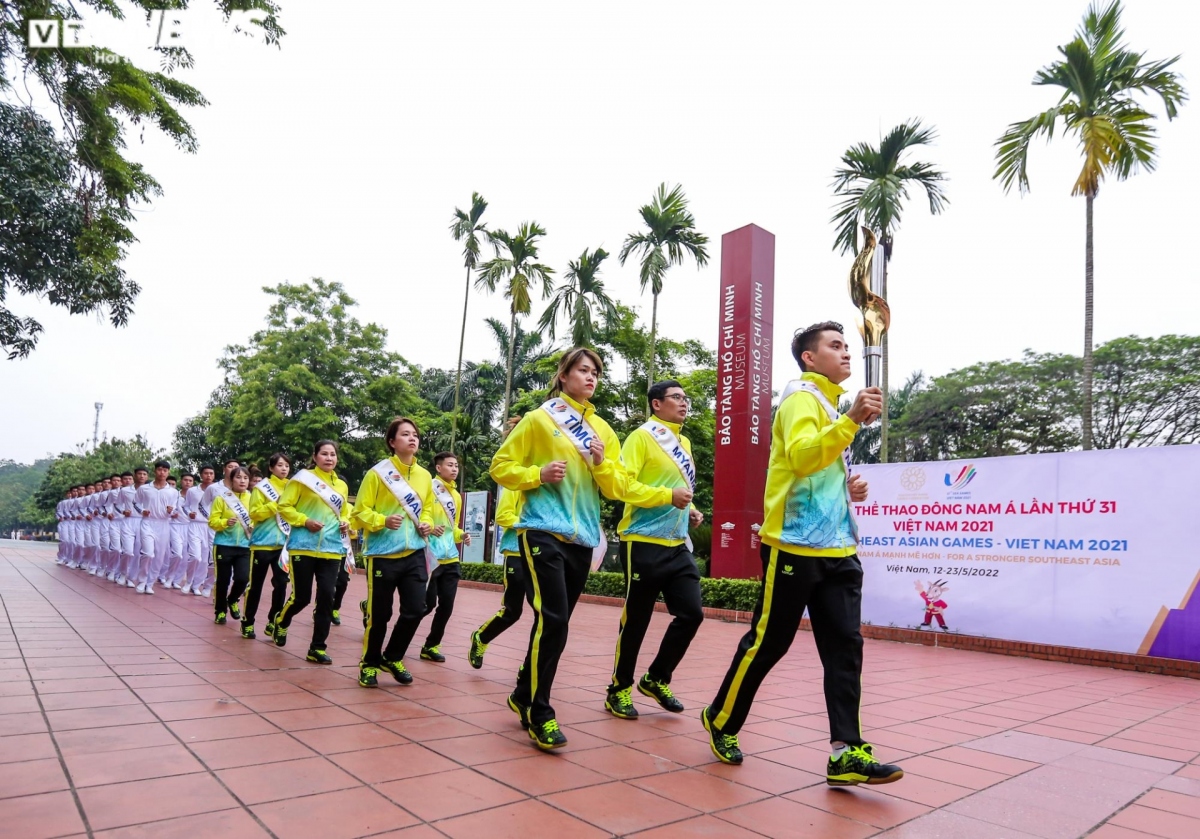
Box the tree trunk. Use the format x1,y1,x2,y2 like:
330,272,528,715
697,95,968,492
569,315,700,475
502,309,517,428
450,265,471,452
1082,193,1095,450
647,290,659,389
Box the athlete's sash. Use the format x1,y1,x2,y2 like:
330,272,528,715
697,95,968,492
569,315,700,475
431,478,462,563
371,460,434,572
254,480,291,570
779,379,858,539
540,397,608,570
292,469,355,571
639,419,697,550
219,489,253,539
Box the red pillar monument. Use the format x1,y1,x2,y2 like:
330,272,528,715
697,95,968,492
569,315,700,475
710,224,775,580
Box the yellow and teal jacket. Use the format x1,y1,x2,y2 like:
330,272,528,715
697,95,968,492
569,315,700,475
497,488,522,556
277,468,351,558
490,394,672,549
618,419,693,546
249,475,288,548
209,490,252,549
761,372,859,558
351,457,435,559
427,478,464,564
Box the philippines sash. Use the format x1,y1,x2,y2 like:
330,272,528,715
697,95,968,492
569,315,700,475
254,480,291,570
371,460,434,572
539,397,608,570
291,469,355,570
639,420,697,550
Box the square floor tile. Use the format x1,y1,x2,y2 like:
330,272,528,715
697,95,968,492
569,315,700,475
375,767,525,821
217,755,360,804
252,786,418,839
91,807,271,839
437,798,612,839
76,772,238,830
64,743,205,787
330,742,458,784
545,780,701,835
0,789,86,838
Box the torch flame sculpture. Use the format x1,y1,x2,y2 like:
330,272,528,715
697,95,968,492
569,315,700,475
847,226,890,391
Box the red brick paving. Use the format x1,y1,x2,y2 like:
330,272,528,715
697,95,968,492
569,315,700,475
4,540,1200,838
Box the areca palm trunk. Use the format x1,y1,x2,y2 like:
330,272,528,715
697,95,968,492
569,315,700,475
502,309,517,428
647,290,659,387
450,265,471,452
1083,193,1095,450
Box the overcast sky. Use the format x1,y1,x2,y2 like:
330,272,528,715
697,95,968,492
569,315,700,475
4,0,1197,464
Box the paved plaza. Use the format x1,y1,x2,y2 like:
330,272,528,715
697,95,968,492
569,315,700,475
2,541,1200,838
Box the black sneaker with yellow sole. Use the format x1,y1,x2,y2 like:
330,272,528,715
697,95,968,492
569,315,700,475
527,719,567,750
381,660,413,685
701,706,743,765
228,602,241,621
306,648,332,665
507,693,530,730
331,609,341,626
358,665,379,688
605,687,639,720
241,625,256,640
273,626,287,647
468,630,487,669
638,674,684,713
420,646,445,663
826,744,903,786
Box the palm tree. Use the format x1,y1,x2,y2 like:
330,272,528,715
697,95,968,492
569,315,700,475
476,224,555,423
539,247,618,348
448,193,489,451
831,120,949,463
993,0,1184,450
619,183,709,387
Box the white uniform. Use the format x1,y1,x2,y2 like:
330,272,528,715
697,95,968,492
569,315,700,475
184,485,209,594
164,487,190,588
135,483,180,593
117,484,140,584
56,500,67,563
83,492,100,571
195,482,227,595
94,489,111,576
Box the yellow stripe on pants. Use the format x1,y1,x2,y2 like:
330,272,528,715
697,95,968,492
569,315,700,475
608,541,635,688
361,557,375,661
521,533,545,709
713,545,780,730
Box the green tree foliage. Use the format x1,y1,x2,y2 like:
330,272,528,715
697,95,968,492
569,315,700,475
830,119,949,463
26,436,161,526
619,183,709,386
0,458,50,531
0,1,284,357
172,279,430,490
993,0,1186,450
889,335,1200,460
539,247,618,349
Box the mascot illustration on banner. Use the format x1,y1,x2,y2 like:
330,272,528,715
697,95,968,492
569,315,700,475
914,579,950,631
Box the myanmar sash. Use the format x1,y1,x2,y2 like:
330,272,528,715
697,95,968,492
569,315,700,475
540,397,608,570
292,469,355,570
371,460,434,572
639,419,697,549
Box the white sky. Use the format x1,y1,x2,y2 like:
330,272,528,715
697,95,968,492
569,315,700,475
3,0,1197,464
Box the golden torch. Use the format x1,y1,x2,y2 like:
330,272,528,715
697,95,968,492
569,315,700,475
847,226,891,392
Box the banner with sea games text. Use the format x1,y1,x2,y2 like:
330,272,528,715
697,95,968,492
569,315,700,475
854,446,1200,662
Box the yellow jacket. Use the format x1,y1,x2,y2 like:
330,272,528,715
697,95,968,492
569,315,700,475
209,490,252,548
351,456,435,558
617,419,694,546
490,393,671,549
277,468,351,558
761,372,860,557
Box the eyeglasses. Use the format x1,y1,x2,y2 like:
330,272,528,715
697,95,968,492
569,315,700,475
664,394,692,405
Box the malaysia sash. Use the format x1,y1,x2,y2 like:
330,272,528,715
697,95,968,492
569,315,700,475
540,397,608,570
371,460,434,572
254,480,292,569
292,469,355,571
220,489,254,538
639,420,697,550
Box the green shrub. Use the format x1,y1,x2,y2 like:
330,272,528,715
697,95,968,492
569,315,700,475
690,523,711,558
460,559,760,612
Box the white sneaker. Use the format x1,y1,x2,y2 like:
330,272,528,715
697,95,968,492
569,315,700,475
181,585,192,595
126,579,136,588
201,588,212,598
136,583,146,594
145,586,155,595
116,574,125,585
193,588,206,597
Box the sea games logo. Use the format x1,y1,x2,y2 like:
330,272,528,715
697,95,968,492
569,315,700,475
944,464,977,500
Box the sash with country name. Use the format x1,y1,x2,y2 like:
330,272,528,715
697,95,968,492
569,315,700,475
539,397,608,570
254,480,292,569
220,489,254,538
639,419,697,550
779,379,858,538
291,469,354,568
431,478,462,563
371,460,434,572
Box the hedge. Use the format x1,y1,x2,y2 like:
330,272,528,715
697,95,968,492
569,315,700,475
459,561,761,613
